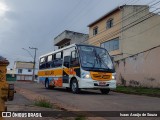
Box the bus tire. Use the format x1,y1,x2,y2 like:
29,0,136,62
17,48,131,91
100,89,110,94
71,79,80,94
45,80,50,89
66,87,71,91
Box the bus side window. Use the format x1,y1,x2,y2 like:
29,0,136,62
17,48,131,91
51,54,55,68
54,52,63,67
64,56,70,68
39,57,46,69
71,50,79,67
46,55,53,68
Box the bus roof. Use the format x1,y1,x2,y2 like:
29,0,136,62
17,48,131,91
39,44,76,58
39,44,105,59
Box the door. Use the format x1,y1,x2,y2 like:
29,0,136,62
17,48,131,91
63,56,70,83
62,47,76,85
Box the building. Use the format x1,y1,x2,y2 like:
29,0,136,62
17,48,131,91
87,5,160,61
6,68,16,81
14,61,34,81
54,30,89,49
87,5,160,88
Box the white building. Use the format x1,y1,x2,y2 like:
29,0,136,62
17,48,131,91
14,61,34,81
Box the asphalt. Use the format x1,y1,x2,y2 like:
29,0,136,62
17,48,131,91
5,89,62,120
6,81,160,120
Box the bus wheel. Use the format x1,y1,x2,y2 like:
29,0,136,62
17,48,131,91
100,89,110,94
45,80,50,89
71,79,80,94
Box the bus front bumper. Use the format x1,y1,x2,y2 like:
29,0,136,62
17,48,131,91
78,79,116,89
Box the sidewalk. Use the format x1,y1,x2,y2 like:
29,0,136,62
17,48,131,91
5,92,62,120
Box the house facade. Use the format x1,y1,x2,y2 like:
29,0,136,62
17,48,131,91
54,30,88,49
87,5,160,61
6,68,16,81
14,61,34,81
87,5,160,88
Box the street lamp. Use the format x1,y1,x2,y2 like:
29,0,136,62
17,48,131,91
29,47,38,82
22,47,38,82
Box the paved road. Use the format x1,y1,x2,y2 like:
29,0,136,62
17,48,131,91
13,82,160,120
5,90,62,120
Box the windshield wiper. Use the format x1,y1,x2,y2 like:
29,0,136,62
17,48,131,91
94,50,109,69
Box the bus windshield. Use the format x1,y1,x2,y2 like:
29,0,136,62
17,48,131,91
78,45,114,72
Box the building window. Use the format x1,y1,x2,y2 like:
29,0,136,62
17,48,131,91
106,18,113,29
101,37,119,52
93,27,98,36
18,69,22,74
28,69,32,72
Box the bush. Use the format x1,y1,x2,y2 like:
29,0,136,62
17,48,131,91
34,97,53,108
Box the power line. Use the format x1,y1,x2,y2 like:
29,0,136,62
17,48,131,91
82,1,160,44
101,11,159,46
78,0,149,33
129,0,141,5
87,0,159,41
22,48,34,59
56,0,95,32
84,7,160,46
122,21,160,40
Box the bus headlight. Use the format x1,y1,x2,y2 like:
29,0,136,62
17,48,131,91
85,74,90,79
112,73,116,80
81,70,90,79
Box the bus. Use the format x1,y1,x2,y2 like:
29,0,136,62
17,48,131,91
38,44,116,94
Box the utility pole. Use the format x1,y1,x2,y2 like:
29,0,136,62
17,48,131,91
29,47,38,82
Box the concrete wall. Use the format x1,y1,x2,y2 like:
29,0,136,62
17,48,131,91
116,46,160,88
15,68,33,75
54,30,89,47
121,5,160,59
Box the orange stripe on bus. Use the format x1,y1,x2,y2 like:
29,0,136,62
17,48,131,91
38,69,63,76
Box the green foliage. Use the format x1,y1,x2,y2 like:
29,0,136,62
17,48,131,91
34,97,53,108
75,116,86,120
115,86,160,97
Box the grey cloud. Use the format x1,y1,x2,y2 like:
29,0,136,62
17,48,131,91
0,0,151,68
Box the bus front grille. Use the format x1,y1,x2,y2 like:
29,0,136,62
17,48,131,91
91,74,111,81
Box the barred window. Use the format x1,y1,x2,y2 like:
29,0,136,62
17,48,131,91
93,27,98,36
107,18,113,29
101,37,119,52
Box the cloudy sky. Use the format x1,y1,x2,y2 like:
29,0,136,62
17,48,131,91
0,0,157,68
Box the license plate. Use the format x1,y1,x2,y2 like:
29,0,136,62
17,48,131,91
99,82,106,86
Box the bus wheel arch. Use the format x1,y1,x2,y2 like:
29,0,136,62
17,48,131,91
70,77,80,94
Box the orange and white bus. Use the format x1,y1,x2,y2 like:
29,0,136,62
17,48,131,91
38,44,116,94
